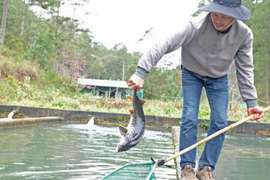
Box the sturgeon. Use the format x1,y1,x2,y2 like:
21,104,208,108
116,89,145,152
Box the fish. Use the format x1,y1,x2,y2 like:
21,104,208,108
116,88,145,152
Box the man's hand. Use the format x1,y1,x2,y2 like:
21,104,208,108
128,74,144,93
247,106,264,121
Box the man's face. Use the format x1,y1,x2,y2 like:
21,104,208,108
211,12,235,31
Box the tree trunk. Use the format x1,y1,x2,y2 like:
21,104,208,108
20,15,25,36
0,0,9,47
20,0,27,36
266,59,269,106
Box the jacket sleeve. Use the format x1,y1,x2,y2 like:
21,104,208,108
235,30,258,107
137,21,195,75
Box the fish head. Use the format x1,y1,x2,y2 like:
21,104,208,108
116,136,132,153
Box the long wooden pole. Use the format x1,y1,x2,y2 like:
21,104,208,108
147,106,270,180
163,106,270,165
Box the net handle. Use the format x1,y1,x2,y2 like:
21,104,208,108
145,162,158,180
163,106,270,165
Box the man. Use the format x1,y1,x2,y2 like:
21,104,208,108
128,0,264,180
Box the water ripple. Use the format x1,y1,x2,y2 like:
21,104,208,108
0,121,269,180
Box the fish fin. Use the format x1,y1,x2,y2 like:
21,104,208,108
129,109,134,114
119,125,128,136
139,99,145,105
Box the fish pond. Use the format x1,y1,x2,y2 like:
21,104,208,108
0,120,269,180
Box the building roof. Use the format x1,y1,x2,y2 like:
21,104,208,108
78,78,129,89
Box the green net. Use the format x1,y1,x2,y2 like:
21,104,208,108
102,162,157,180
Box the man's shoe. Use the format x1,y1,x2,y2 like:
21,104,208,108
181,165,199,180
196,166,215,180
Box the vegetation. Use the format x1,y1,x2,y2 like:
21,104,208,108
1,57,269,123
0,0,269,123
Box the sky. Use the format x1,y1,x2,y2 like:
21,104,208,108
33,0,202,68
60,0,202,52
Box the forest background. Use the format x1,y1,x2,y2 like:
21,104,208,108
0,0,269,122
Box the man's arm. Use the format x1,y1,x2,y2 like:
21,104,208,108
235,30,264,121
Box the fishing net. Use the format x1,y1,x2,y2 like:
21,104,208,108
102,162,157,180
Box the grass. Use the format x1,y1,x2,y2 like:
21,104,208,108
1,56,269,123
1,77,269,123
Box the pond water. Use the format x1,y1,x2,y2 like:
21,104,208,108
0,119,269,180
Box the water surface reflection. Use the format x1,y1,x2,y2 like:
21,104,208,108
0,121,269,180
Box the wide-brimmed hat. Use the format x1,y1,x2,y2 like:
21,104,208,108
199,0,251,20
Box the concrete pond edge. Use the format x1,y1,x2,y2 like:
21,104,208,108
0,105,269,136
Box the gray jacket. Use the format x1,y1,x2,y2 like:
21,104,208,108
136,13,257,107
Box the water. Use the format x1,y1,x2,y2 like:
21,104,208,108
0,120,269,180
214,134,270,180
0,120,175,180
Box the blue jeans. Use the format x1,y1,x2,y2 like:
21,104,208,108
179,67,228,170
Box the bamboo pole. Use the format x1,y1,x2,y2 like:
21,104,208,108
163,106,270,165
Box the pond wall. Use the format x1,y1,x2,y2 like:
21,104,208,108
0,117,63,130
0,105,269,136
